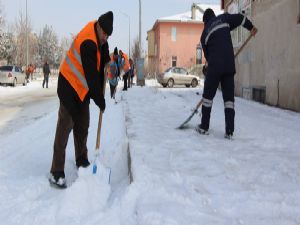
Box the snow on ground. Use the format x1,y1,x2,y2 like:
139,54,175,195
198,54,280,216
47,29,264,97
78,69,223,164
0,79,300,225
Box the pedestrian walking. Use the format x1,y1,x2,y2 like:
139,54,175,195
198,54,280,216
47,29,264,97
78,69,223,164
196,8,257,139
42,61,51,88
129,58,135,87
108,47,121,99
119,49,130,91
49,11,113,188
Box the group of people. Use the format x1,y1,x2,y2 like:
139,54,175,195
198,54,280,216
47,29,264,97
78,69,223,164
107,47,135,101
25,64,36,82
24,61,51,89
48,9,257,188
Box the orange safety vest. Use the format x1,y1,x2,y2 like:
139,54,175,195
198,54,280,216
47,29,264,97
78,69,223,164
107,54,115,80
121,53,130,73
60,21,101,101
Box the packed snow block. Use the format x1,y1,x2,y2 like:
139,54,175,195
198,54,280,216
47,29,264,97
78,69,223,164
60,166,111,217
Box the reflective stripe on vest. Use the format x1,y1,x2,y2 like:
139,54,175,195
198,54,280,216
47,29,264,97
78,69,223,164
65,55,88,89
205,23,230,45
71,42,82,65
59,21,100,101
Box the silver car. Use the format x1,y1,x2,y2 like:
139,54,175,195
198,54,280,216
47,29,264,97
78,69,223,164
157,67,200,88
0,65,27,87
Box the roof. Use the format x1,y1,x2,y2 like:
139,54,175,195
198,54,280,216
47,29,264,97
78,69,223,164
157,3,223,23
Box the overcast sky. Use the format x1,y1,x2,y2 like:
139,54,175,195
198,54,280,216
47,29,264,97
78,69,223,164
1,0,220,55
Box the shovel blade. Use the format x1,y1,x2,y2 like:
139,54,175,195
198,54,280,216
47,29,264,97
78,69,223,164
92,162,111,184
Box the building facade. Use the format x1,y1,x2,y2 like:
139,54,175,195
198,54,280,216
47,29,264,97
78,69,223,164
222,0,300,112
147,4,222,75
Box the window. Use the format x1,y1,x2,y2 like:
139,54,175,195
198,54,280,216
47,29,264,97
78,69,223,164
171,27,176,42
230,0,251,47
172,56,177,67
0,66,13,71
179,68,187,74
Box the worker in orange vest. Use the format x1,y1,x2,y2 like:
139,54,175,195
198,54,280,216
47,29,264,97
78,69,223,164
49,11,113,188
108,47,121,100
119,49,130,91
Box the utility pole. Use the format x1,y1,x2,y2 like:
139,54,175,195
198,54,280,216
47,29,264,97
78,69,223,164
26,0,28,68
138,0,141,56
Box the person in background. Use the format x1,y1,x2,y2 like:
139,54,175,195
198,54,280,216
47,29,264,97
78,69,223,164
108,47,121,99
119,49,130,91
42,61,51,88
28,64,35,81
25,64,31,83
196,8,257,139
49,11,113,188
129,58,135,87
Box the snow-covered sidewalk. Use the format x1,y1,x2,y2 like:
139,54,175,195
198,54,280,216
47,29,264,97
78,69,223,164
122,82,300,225
0,80,300,225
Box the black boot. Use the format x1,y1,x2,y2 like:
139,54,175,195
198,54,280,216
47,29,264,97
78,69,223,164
76,157,90,168
49,171,66,188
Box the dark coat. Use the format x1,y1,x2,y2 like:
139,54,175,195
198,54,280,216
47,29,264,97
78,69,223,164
43,63,50,75
200,13,254,74
57,24,110,116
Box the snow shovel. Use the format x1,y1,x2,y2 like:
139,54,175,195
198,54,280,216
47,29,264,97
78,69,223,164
177,33,255,129
234,33,254,58
177,99,203,129
92,68,111,184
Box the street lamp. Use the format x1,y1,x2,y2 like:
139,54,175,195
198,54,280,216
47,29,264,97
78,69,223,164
121,12,130,58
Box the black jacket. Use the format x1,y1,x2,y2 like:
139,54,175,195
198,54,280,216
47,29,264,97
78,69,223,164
200,13,253,74
43,63,50,75
57,24,110,116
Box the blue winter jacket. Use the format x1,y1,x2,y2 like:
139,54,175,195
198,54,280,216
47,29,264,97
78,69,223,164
200,13,254,74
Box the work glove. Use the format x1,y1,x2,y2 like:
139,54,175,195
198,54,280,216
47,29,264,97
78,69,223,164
251,27,258,37
95,96,106,112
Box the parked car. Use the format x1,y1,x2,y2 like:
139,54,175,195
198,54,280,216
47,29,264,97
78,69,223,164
0,65,27,87
157,67,200,88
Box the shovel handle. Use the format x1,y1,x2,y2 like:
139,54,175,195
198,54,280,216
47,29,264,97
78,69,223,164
195,98,203,110
234,34,253,58
96,111,103,150
95,65,108,151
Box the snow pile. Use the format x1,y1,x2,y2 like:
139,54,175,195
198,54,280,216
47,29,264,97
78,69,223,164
0,80,300,225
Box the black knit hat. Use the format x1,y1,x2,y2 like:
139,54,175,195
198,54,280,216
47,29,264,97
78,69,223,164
114,47,118,55
98,11,113,36
203,8,215,24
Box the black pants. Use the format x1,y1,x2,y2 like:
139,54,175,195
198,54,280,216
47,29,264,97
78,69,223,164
123,72,129,90
201,70,235,134
110,83,117,99
51,102,89,173
43,74,49,88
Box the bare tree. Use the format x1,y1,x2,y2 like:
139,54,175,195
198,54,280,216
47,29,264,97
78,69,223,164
0,0,4,31
14,10,32,67
38,25,59,67
30,32,40,66
131,36,141,62
0,32,15,64
59,36,71,61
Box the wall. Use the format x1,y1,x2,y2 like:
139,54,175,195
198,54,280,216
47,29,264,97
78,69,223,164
234,0,300,111
151,22,203,74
